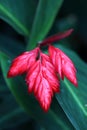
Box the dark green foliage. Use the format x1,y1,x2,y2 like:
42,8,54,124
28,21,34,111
0,0,87,130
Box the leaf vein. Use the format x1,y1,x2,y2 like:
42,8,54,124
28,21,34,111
0,4,29,36
64,79,87,116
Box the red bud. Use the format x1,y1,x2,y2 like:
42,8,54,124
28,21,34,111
7,28,78,112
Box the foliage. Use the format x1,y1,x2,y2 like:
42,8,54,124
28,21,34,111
0,0,87,130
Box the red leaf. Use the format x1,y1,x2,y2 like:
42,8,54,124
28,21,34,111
26,52,59,112
36,77,53,112
41,54,60,92
49,45,78,86
26,60,40,93
7,47,39,77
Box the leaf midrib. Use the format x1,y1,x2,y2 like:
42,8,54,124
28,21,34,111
64,79,87,116
0,4,29,36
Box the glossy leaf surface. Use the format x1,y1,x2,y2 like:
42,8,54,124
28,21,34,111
0,0,37,36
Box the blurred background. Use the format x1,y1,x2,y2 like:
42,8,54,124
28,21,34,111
0,0,87,129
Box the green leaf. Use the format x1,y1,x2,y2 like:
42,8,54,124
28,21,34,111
0,51,74,130
55,45,87,130
0,0,37,36
27,0,63,50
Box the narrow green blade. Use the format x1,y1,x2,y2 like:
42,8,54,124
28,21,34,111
0,0,37,36
27,0,63,50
